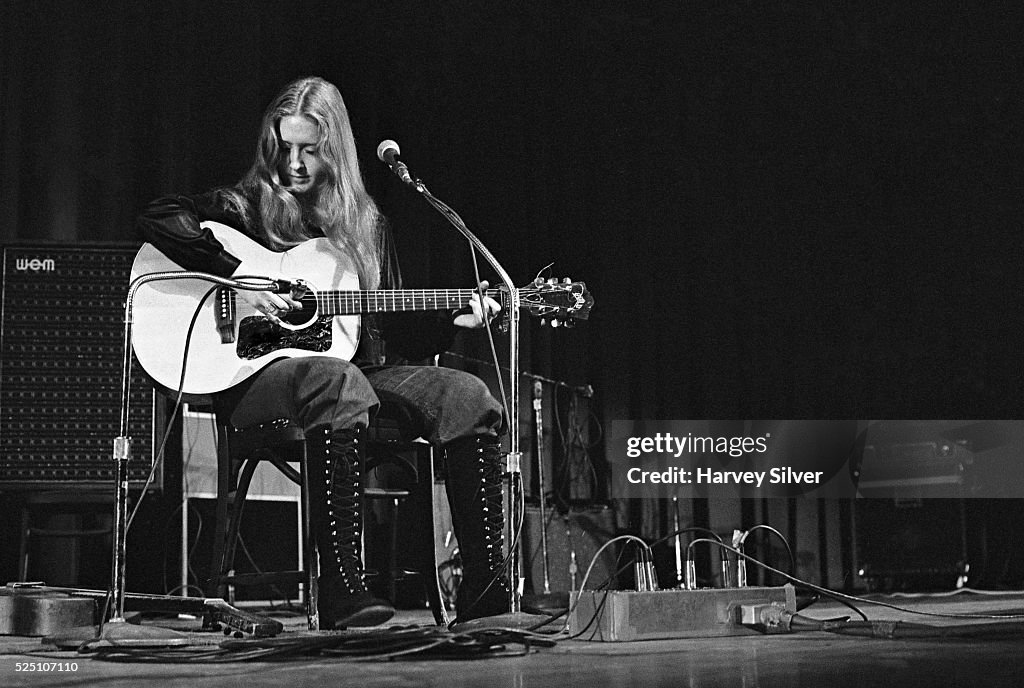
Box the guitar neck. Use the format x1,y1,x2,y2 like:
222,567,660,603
314,288,498,315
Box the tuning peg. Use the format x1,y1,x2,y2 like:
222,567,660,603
540,318,547,327
563,277,572,284
547,277,557,284
534,277,545,286
565,319,576,328
551,318,561,328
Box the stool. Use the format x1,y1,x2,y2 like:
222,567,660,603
362,486,411,604
364,415,448,625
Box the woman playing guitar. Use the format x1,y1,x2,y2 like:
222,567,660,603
136,76,508,630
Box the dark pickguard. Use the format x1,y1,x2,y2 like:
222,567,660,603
236,315,333,360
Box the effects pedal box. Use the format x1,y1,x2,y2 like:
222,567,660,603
568,584,796,642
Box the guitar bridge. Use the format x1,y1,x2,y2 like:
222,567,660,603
216,288,236,344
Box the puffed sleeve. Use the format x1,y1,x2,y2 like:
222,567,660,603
135,190,248,277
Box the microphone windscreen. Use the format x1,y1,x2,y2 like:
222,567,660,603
376,139,400,162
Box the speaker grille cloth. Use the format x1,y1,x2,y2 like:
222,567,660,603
1,244,159,485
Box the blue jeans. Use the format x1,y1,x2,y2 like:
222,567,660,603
219,357,504,444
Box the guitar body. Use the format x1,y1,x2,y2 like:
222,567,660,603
0,583,283,638
0,585,96,636
131,222,360,396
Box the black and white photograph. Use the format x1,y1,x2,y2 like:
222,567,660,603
2,1,1024,685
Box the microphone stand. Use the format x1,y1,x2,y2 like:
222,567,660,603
441,350,592,612
403,173,527,619
533,381,552,598
50,270,277,648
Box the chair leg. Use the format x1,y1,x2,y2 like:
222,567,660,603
207,425,234,603
220,458,261,590
299,441,320,631
387,496,401,603
19,507,31,581
412,449,450,626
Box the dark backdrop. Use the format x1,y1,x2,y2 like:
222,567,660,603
3,1,1024,478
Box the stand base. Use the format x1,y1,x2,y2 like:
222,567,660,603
522,592,570,615
44,619,191,650
450,611,554,633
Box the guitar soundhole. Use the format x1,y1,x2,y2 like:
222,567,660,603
236,315,332,359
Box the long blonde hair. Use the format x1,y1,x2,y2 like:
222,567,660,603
225,77,384,289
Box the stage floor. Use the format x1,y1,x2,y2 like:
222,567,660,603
4,590,1024,687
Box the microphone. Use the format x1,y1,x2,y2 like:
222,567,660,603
575,384,594,398
376,139,414,185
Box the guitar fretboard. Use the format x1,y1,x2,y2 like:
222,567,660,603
316,289,501,315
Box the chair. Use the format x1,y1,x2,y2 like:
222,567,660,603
206,407,448,630
206,417,320,629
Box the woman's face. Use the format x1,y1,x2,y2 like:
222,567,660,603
276,114,325,194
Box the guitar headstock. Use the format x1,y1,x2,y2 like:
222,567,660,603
519,278,594,327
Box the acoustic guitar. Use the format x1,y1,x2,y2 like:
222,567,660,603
130,222,592,395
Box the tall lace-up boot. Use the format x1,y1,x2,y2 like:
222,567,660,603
443,434,511,623
310,425,394,629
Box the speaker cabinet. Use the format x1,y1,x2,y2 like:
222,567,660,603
855,498,968,591
1,243,161,487
522,505,619,593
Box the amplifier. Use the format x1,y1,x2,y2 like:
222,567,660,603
0,243,162,487
854,497,969,591
522,505,619,594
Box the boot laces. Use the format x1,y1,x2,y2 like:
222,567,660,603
323,429,366,593
476,442,506,570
